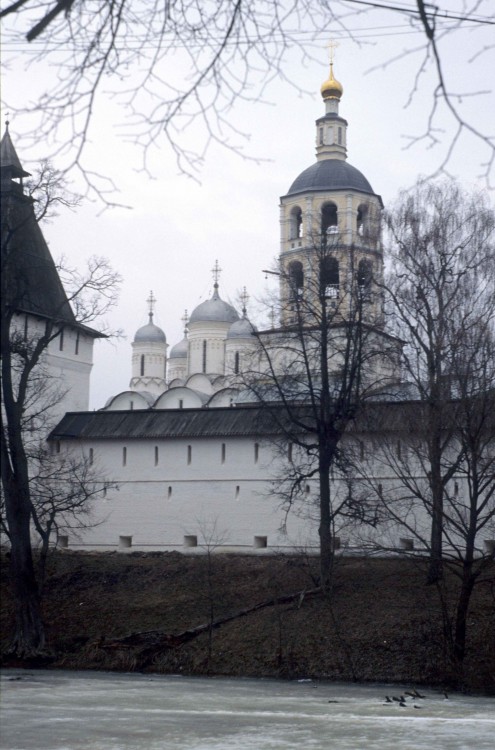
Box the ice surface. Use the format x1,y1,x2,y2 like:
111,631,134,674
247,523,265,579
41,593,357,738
1,670,494,750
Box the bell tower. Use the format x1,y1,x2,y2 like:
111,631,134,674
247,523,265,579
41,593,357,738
278,52,384,328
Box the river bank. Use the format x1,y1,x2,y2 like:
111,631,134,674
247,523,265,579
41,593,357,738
1,551,494,692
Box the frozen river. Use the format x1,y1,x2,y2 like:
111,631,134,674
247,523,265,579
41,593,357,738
1,669,494,750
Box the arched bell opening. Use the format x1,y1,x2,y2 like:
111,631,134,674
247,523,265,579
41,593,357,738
321,256,340,299
288,260,304,301
357,259,373,301
289,206,303,240
321,202,338,237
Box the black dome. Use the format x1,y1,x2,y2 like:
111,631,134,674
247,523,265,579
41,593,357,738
286,159,375,197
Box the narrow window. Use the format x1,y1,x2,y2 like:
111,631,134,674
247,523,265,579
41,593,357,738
288,442,293,462
130,400,134,410
202,340,207,373
378,483,383,498
123,446,127,466
140,354,145,376
319,127,324,145
59,328,64,351
103,485,107,498
187,445,192,465
359,440,365,461
75,331,80,355
221,443,226,464
167,486,173,499
397,440,402,459
179,399,183,409
89,448,94,466
154,446,159,466
254,442,259,463
56,441,61,454
305,484,311,495
338,126,342,144
454,481,459,497
234,351,240,374
235,485,240,499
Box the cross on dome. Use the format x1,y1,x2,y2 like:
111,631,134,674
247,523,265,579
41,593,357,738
240,287,249,317
181,309,189,334
212,260,222,289
327,39,339,65
147,290,156,322
321,39,343,101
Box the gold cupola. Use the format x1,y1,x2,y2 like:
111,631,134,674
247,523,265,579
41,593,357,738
320,62,343,101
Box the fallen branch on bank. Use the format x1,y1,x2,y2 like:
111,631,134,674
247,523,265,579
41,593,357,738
98,586,322,662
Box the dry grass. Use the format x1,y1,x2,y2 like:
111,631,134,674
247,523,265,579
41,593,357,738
1,550,494,693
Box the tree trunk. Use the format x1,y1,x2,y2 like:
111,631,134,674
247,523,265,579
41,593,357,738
3,474,45,656
7,512,45,656
318,457,333,590
427,416,444,584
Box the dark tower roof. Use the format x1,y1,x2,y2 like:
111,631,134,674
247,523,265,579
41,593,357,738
0,127,102,336
0,123,31,180
286,159,377,199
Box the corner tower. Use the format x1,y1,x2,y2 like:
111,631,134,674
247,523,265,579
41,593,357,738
279,60,384,326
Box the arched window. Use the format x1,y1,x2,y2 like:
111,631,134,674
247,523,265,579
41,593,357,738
140,354,145,376
234,351,240,374
321,256,340,298
321,202,338,236
288,260,304,300
202,340,207,373
357,259,372,300
357,204,369,236
289,206,303,239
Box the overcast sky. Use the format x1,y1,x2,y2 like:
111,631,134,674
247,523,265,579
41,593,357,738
2,2,494,409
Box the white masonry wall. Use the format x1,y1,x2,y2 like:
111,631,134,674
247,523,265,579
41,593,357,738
61,434,321,552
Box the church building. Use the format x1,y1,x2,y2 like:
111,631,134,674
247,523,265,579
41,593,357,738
44,61,422,553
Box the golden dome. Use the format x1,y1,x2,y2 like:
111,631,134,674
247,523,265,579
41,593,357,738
320,63,343,101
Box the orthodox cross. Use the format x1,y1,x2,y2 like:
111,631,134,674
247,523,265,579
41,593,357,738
240,287,249,316
181,309,189,334
327,39,339,65
212,259,222,288
147,290,156,321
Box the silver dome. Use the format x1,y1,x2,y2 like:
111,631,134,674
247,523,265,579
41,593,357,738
227,317,256,339
133,315,166,344
169,337,188,358
189,287,239,325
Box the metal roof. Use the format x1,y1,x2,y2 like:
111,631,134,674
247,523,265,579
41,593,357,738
285,159,378,199
49,396,485,443
49,406,285,441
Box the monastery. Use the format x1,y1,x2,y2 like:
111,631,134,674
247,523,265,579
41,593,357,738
3,61,483,556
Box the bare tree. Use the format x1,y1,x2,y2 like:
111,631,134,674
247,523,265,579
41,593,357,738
239,231,401,588
1,151,121,656
1,1,493,198
1,445,117,591
382,179,495,583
